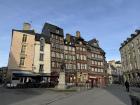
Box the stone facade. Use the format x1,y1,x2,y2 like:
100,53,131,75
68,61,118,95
63,32,107,87
120,29,140,85
107,60,123,84
8,22,107,87
8,23,51,82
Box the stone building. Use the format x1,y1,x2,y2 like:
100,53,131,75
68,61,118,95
0,67,8,83
120,29,140,85
63,32,107,87
8,23,51,83
87,39,107,87
74,31,88,83
64,34,76,83
8,22,107,87
42,23,64,76
107,60,123,84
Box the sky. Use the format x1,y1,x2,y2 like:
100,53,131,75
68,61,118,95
0,0,140,67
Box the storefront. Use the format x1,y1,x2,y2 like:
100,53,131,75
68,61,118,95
88,74,105,87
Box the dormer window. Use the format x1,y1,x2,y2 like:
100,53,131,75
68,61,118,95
93,42,97,46
131,42,134,48
40,37,45,51
22,34,27,42
56,29,60,34
79,41,82,45
40,37,45,46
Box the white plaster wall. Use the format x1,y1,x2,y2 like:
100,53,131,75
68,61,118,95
33,41,51,74
44,44,51,74
33,42,40,73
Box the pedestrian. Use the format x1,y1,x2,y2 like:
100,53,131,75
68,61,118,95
125,80,130,92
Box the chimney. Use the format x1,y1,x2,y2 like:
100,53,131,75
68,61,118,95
23,23,31,30
76,31,80,38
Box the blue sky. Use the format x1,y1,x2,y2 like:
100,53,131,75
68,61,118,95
0,0,140,67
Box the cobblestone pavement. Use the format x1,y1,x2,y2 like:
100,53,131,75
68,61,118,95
0,84,132,105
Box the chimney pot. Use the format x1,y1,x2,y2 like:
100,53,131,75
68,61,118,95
76,31,80,37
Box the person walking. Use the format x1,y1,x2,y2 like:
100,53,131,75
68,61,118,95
125,80,130,92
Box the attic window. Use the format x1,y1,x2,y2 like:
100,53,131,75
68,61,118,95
40,37,45,46
56,29,60,34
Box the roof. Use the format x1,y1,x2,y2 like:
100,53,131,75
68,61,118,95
110,65,116,70
88,38,99,47
35,33,50,43
42,22,64,37
12,29,35,35
119,29,140,50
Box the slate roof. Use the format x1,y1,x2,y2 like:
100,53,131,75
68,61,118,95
42,22,64,37
119,29,140,50
12,29,35,35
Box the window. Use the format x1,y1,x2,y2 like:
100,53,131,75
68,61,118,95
65,46,68,50
60,37,63,41
101,62,103,66
95,68,97,72
39,64,44,72
138,48,140,54
137,39,139,45
131,42,134,48
69,46,72,51
72,47,75,51
85,64,87,69
61,54,63,59
52,62,55,67
77,63,80,69
98,62,100,66
56,35,58,39
101,69,103,72
73,56,75,60
76,54,79,59
65,54,68,59
95,61,97,65
91,68,94,71
83,48,85,51
56,53,59,58
51,43,55,48
39,53,44,61
51,52,55,57
56,29,60,34
21,45,26,54
40,45,44,51
80,55,83,60
80,47,82,51
51,34,54,38
76,47,79,50
19,57,25,66
22,34,27,42
92,61,94,64
84,56,86,60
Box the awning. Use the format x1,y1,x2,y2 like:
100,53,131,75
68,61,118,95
12,73,58,78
